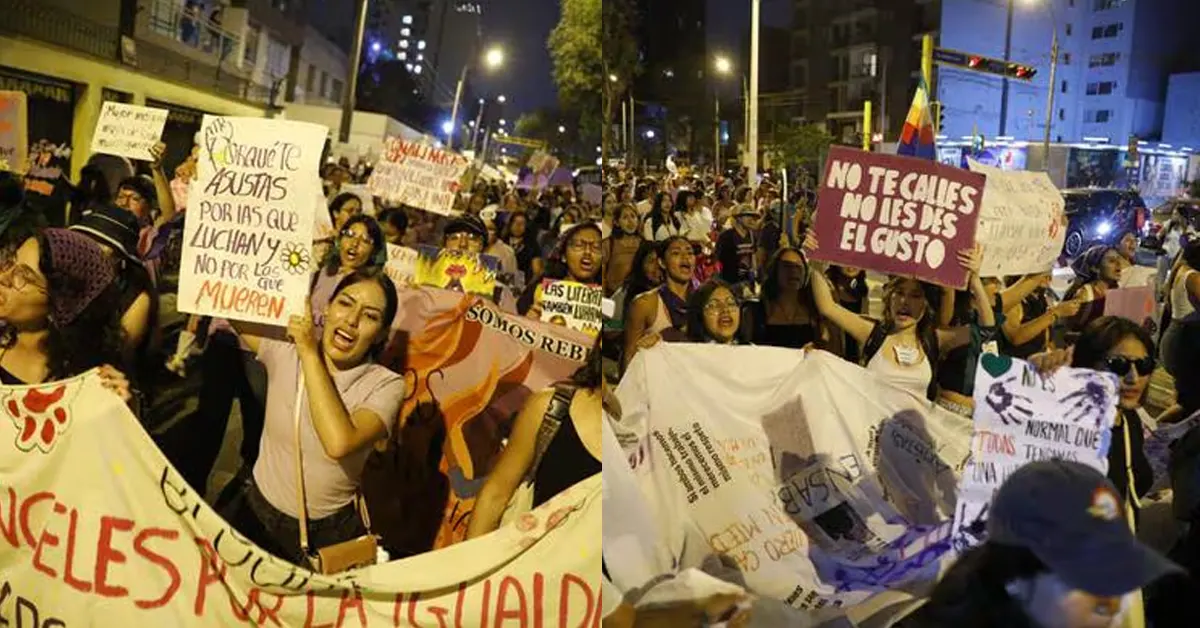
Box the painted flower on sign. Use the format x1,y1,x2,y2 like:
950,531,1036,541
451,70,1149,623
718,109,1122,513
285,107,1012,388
281,242,311,274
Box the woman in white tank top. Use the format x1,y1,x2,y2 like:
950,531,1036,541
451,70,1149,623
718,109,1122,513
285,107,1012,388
1160,242,1200,414
806,234,996,400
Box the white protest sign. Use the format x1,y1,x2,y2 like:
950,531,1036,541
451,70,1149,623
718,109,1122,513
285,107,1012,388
89,102,169,161
540,279,602,337
0,371,602,625
969,159,1067,277
952,354,1119,549
385,242,418,288
340,183,376,216
367,137,469,216
178,116,327,326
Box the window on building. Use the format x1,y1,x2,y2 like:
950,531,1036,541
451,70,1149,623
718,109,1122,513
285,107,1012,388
1062,80,1068,93
403,15,412,24
305,64,315,93
1059,108,1065,121
1063,52,1072,64
1086,81,1116,95
793,64,807,88
266,36,289,79
1088,52,1120,67
243,24,261,64
330,79,343,103
270,0,287,11
1094,0,1121,10
1065,23,1072,36
401,28,410,37
418,40,426,50
320,71,328,98
1084,109,1112,123
398,51,407,60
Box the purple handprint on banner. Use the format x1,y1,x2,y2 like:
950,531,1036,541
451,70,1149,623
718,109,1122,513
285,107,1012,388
984,377,1033,426
1059,373,1114,426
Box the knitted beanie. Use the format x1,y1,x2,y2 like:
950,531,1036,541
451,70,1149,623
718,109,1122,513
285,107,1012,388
41,228,116,327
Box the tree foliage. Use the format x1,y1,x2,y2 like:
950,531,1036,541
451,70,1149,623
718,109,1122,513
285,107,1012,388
767,123,834,171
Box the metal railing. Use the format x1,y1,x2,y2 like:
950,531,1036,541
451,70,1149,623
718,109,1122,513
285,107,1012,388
147,0,242,64
0,0,271,107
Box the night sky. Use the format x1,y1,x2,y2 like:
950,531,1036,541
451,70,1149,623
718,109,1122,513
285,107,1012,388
708,0,791,65
478,0,559,122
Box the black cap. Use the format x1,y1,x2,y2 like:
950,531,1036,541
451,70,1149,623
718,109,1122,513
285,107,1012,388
988,460,1181,597
444,215,487,241
69,204,143,265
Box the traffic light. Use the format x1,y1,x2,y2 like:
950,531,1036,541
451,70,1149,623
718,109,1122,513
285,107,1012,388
1010,64,1037,80
968,56,983,69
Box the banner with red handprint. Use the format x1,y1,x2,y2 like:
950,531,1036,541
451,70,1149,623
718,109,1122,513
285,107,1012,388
370,288,592,550
0,91,26,173
0,370,601,624
367,137,470,216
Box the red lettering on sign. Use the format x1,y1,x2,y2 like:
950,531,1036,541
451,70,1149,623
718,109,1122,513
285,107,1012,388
94,516,135,597
494,576,529,627
533,573,544,628
559,574,595,628
243,588,285,626
335,590,367,628
479,578,493,627
304,590,335,628
455,582,468,627
19,490,52,548
133,527,181,609
31,501,66,578
62,506,93,592
0,488,17,547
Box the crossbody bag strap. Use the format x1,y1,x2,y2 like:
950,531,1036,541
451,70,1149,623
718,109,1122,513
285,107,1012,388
521,384,576,485
293,365,312,557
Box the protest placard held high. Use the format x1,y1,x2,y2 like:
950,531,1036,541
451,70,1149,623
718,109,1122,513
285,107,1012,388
0,91,26,173
810,146,986,289
368,137,469,216
177,116,328,326
89,102,169,161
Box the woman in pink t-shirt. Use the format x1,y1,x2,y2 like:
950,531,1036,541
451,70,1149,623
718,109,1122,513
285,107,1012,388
220,271,405,566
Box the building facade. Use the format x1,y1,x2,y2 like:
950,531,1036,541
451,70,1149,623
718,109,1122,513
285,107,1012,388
937,0,1192,144
787,0,940,145
633,0,707,159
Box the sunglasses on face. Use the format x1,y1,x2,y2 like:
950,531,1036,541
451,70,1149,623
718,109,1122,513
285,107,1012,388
1103,355,1155,377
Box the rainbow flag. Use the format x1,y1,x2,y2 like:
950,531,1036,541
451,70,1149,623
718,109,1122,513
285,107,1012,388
897,78,937,160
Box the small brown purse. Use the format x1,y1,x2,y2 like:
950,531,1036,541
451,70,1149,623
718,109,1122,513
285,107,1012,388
292,373,378,574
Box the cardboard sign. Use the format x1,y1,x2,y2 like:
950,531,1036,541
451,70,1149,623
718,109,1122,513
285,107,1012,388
384,242,418,288
1104,285,1156,327
89,102,169,161
0,370,601,624
810,146,985,288
0,91,27,172
952,354,1118,550
968,160,1067,277
414,245,498,298
177,116,328,326
540,279,603,337
581,182,603,206
367,137,469,216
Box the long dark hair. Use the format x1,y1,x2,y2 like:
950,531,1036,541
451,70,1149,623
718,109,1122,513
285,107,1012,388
36,232,124,380
880,276,942,337
569,336,602,390
1071,315,1155,371
320,214,385,274
327,192,361,224
685,279,740,343
620,240,662,324
326,271,399,362
646,191,681,235
517,223,602,314
919,543,1045,628
762,247,821,317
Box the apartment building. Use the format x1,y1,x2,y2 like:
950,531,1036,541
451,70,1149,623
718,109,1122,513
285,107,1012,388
937,0,1191,144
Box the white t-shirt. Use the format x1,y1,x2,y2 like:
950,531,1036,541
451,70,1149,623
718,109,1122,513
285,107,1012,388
681,207,714,243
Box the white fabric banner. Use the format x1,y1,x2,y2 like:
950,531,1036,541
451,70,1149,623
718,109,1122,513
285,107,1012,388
969,160,1067,277
613,345,974,610
0,371,602,625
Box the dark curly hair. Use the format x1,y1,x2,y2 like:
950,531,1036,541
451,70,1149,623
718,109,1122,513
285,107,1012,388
686,279,741,343
0,232,125,381
913,542,1045,628
319,213,386,274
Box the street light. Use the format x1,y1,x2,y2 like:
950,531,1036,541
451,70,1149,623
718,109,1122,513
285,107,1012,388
608,74,618,83
713,55,735,171
558,125,566,134
449,45,506,148
645,130,655,139
499,119,506,126
497,95,507,103
715,56,732,75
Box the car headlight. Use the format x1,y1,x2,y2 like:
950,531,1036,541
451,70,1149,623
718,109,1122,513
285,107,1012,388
1095,220,1112,236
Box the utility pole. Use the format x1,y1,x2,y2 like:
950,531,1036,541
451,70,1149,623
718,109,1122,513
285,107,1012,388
1042,29,1059,171
339,0,369,143
748,0,760,185
999,0,1014,137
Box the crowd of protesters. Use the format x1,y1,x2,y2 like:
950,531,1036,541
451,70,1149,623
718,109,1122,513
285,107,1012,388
602,161,1200,627
2,137,603,569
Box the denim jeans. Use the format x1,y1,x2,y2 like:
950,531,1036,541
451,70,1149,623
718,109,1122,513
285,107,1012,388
221,476,366,568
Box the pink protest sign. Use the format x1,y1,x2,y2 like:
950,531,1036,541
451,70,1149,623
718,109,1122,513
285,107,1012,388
810,146,986,289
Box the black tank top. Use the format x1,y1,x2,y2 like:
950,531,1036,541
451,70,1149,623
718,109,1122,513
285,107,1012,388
532,404,601,508
1002,291,1051,359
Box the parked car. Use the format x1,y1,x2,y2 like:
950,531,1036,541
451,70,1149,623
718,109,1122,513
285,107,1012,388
1060,189,1147,259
